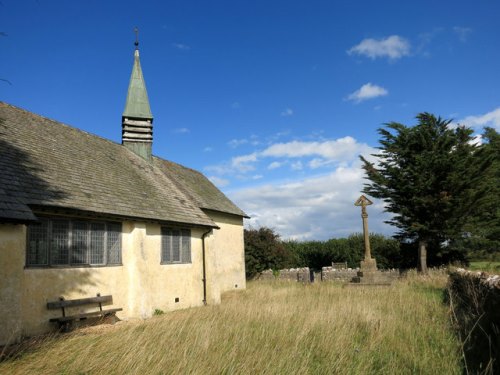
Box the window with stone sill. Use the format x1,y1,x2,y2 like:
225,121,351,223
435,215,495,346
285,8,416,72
161,227,191,264
26,217,122,267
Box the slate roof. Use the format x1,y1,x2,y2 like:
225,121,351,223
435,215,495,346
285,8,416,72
0,102,246,226
155,160,248,217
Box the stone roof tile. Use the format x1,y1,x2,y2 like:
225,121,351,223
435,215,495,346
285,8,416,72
0,102,242,226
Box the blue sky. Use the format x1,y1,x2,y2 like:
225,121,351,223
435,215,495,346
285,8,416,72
2,0,499,240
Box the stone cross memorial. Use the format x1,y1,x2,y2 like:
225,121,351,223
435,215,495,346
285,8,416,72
350,195,392,285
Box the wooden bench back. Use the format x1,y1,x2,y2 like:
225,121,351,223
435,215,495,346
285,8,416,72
47,295,113,310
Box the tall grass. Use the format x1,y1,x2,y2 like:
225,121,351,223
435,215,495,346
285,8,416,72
468,261,500,273
1,271,461,374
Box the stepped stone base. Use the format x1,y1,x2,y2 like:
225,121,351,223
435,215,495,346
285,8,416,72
348,258,393,286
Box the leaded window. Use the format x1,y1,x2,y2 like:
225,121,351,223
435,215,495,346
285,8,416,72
26,217,122,267
161,228,191,264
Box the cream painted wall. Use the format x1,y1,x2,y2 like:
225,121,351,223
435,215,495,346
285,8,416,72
0,220,219,345
205,211,246,295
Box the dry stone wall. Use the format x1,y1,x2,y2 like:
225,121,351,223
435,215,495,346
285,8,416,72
258,266,399,283
321,267,358,282
259,268,312,282
447,268,500,374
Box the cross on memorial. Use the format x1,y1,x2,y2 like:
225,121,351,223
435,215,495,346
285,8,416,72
354,195,373,262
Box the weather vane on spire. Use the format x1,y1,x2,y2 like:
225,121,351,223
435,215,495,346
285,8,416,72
134,27,139,49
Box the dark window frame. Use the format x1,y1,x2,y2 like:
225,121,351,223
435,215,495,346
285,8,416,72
26,217,122,268
161,227,191,264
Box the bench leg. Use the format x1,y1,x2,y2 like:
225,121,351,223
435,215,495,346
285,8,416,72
59,321,73,333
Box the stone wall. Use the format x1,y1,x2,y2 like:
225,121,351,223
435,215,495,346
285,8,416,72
258,266,399,283
321,267,358,282
320,266,400,282
447,268,500,374
258,268,311,282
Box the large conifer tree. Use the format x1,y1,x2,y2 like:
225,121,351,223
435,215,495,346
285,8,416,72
360,113,492,272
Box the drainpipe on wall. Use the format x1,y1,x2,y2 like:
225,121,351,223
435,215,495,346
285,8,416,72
201,229,212,306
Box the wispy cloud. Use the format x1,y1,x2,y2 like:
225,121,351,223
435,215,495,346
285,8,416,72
268,161,283,170
206,136,374,177
231,153,258,172
209,134,392,240
453,27,472,42
208,176,229,187
459,107,500,131
173,127,190,134
172,43,191,51
261,136,372,160
228,138,248,148
348,35,410,60
291,161,303,171
346,83,388,103
203,147,213,152
228,164,393,240
280,108,294,117
309,158,334,169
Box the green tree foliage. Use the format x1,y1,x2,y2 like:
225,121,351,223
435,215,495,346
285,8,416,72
452,127,500,260
282,233,401,270
244,227,292,279
360,113,493,272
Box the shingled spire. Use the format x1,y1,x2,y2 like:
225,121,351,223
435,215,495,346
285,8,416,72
122,28,153,161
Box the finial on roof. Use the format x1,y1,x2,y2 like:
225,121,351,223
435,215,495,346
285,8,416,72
134,27,139,49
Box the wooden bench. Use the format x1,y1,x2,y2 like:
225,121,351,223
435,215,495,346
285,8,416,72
47,293,122,331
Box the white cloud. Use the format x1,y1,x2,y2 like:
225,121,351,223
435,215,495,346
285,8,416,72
252,175,263,180
230,153,258,173
228,165,394,240
203,147,213,152
309,158,333,169
173,127,190,134
348,35,410,60
205,153,258,176
261,136,371,160
208,176,229,187
268,161,283,170
281,108,294,117
207,136,374,177
172,43,191,51
346,83,388,103
460,107,500,131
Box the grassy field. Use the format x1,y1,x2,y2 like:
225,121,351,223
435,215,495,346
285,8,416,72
1,270,461,375
468,261,500,273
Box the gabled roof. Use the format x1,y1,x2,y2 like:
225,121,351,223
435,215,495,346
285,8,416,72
0,102,245,225
155,160,248,218
123,50,153,120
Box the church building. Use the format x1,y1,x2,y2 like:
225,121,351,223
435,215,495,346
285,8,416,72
0,39,247,345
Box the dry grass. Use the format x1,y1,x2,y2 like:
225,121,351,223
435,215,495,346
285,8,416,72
1,270,461,374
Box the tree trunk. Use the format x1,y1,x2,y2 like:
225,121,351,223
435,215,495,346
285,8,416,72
418,239,428,274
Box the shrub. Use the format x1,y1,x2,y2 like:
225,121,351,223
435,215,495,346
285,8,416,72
244,227,292,279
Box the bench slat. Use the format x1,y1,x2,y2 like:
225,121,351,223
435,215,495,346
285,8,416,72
49,308,123,323
47,295,113,309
